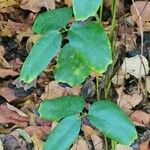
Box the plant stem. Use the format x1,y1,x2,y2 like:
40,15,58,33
110,0,117,54
104,135,108,150
111,140,117,150
96,76,100,100
95,14,100,23
104,0,117,99
99,0,104,23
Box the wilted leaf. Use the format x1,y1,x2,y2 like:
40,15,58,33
44,115,81,150
140,139,150,150
0,45,5,56
20,0,55,12
112,69,126,86
24,125,51,139
131,1,150,31
116,144,133,150
0,87,17,102
12,77,37,91
9,58,22,71
117,87,143,115
0,140,3,150
121,55,149,78
31,133,43,150
82,125,99,138
0,134,27,150
130,110,150,126
65,0,72,7
146,76,150,93
0,21,12,37
0,68,18,78
88,100,137,145
39,95,84,121
91,135,103,150
41,81,81,99
0,103,29,127
0,0,19,8
71,136,88,150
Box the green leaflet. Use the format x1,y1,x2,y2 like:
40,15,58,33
54,44,91,86
44,115,81,150
73,0,102,21
20,31,61,83
16,129,32,143
32,7,72,34
38,95,84,121
88,100,137,145
68,22,112,74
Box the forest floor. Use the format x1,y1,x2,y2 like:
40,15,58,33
0,0,150,150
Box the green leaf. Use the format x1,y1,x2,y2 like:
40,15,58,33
38,95,84,121
44,115,81,150
73,0,102,21
54,44,91,86
16,129,32,143
32,7,72,34
88,100,137,145
68,22,112,74
20,31,61,83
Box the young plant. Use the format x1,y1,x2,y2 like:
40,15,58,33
38,96,137,150
20,0,137,149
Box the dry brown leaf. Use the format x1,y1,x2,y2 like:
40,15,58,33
131,1,150,31
91,135,103,150
7,20,31,35
0,68,18,78
130,110,150,126
20,0,55,12
112,69,126,86
121,55,149,78
117,87,143,115
0,56,11,69
31,133,43,150
0,45,12,69
0,87,17,102
116,144,133,150
24,125,51,139
0,0,19,8
146,76,150,94
71,136,88,150
0,140,3,150
65,0,72,7
0,103,29,127
9,58,22,71
0,21,12,37
12,77,36,91
140,139,150,150
82,125,99,139
41,81,81,99
0,45,5,56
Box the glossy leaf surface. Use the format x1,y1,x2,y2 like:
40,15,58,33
44,115,81,150
20,31,61,83
88,100,137,145
54,44,91,86
33,7,72,34
73,0,102,21
68,22,112,74
38,95,84,121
